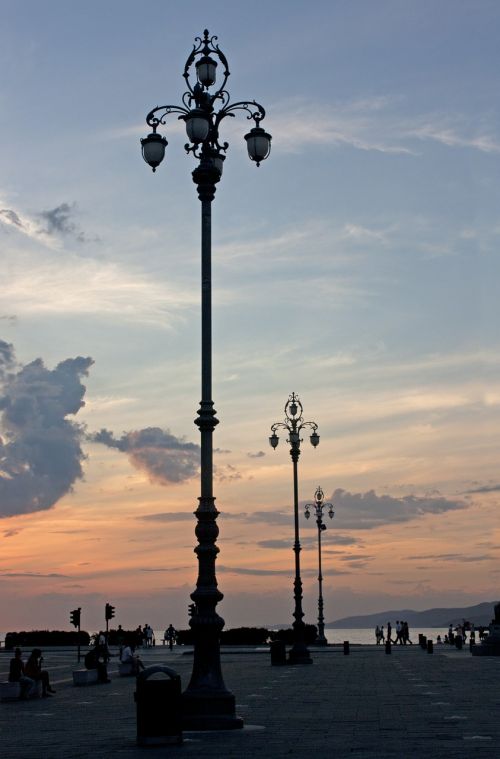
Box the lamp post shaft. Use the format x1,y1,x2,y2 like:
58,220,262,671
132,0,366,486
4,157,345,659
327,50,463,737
316,519,327,645
289,446,312,664
182,179,242,730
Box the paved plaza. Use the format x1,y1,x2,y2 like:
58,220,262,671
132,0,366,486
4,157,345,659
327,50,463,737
1,644,500,758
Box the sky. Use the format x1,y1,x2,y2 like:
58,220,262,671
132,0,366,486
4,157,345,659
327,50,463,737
0,0,499,633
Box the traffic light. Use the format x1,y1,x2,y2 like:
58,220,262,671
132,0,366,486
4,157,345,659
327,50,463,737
188,603,197,617
70,608,81,628
105,602,115,621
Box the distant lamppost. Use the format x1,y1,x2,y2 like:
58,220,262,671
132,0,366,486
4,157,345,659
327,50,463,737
305,486,334,646
269,393,320,664
141,30,271,730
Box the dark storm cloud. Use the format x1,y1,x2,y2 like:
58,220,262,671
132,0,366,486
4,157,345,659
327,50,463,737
328,489,467,530
90,427,199,484
0,343,93,518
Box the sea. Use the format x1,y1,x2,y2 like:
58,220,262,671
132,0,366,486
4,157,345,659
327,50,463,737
0,627,452,647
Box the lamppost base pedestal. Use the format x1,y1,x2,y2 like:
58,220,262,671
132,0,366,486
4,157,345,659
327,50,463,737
182,691,244,731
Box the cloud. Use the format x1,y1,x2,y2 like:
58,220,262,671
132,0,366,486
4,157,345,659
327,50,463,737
90,427,199,484
1,201,95,244
218,565,350,577
269,97,500,157
138,511,194,522
3,257,196,327
247,451,265,459
269,96,414,155
38,202,96,242
328,489,467,530
407,553,491,563
218,565,294,577
463,484,500,494
257,534,360,550
0,209,25,229
406,120,500,154
0,342,93,518
3,528,20,537
0,571,69,578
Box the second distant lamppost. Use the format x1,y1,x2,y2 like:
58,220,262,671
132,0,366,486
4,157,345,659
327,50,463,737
305,486,334,646
269,393,320,664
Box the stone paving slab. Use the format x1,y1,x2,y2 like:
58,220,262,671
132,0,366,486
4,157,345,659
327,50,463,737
1,645,500,758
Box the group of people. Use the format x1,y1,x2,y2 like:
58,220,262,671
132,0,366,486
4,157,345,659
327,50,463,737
8,648,56,698
375,620,413,645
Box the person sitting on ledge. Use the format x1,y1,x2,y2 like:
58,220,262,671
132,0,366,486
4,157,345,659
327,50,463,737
8,647,36,699
24,649,56,697
120,641,145,675
84,643,110,683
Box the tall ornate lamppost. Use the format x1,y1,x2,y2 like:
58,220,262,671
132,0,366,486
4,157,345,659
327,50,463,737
269,393,320,664
141,30,271,730
305,486,334,646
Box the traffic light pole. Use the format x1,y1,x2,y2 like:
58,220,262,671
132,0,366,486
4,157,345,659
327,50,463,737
77,620,81,662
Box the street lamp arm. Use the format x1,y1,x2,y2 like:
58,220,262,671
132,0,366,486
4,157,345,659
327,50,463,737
270,420,292,435
297,420,318,434
217,99,267,125
146,104,190,130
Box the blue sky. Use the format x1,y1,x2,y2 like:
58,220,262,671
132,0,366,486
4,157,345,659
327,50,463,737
0,1,499,631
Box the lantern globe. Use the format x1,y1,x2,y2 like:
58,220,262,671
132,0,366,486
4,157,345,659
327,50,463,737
244,126,272,166
141,132,168,171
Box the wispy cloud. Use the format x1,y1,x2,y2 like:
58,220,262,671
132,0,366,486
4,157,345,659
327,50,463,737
265,97,500,157
2,257,196,326
463,484,500,494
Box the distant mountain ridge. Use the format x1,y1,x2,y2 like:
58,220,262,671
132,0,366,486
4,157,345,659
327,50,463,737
327,601,497,629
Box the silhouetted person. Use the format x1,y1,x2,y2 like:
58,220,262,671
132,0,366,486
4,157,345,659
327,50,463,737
8,648,36,698
120,641,145,674
84,643,110,683
25,649,55,697
165,624,177,650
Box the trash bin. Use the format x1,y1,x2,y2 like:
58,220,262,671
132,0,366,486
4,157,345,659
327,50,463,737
420,635,427,650
343,641,350,655
135,665,182,745
385,639,391,655
455,636,463,650
427,639,433,654
270,640,287,666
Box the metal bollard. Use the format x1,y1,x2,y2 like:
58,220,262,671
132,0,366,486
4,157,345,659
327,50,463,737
135,665,182,746
343,640,350,655
385,639,391,655
427,639,433,654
